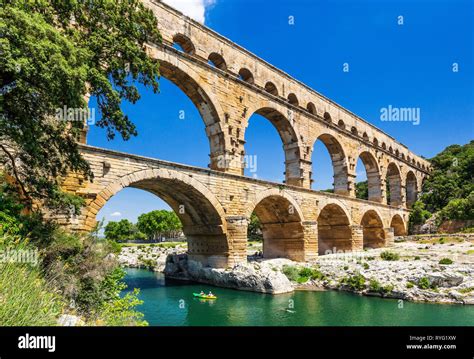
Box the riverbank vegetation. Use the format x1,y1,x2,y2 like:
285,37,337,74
0,181,147,326
0,0,162,326
409,141,474,231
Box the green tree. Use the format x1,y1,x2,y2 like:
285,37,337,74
355,181,368,200
438,192,474,222
137,210,182,240
104,219,143,242
408,201,432,230
0,0,161,211
247,212,262,240
420,141,474,213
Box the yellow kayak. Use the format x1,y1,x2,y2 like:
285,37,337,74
193,293,217,300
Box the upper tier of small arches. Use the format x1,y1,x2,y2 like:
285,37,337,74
167,31,429,172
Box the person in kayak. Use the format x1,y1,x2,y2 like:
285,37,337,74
200,291,205,296
208,291,213,297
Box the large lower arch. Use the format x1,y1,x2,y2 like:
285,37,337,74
247,190,306,261
361,210,385,248
386,163,402,206
357,151,382,202
147,46,229,172
84,169,230,268
405,171,418,208
390,214,407,236
311,133,349,195
243,107,302,186
317,203,352,255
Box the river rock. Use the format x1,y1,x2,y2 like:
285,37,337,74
425,272,464,287
165,255,293,294
58,314,84,326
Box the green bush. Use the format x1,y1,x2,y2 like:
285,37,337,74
297,267,313,282
418,277,432,290
408,201,432,229
100,288,147,326
380,251,400,261
341,273,366,291
406,282,414,289
369,278,381,292
438,192,474,222
282,266,325,283
141,258,156,269
381,284,394,294
282,265,300,282
368,279,393,294
439,258,453,265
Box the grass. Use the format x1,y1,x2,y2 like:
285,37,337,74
417,236,465,245
458,287,474,294
0,261,64,326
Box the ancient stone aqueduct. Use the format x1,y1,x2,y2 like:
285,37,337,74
60,0,431,268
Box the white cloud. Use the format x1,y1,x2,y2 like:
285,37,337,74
110,211,122,217
163,0,215,24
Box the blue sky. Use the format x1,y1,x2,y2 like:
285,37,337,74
89,0,474,224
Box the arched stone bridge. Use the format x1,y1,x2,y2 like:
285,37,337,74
61,1,431,268
63,145,417,268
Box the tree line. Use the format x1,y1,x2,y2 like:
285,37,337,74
409,140,474,231
104,210,183,242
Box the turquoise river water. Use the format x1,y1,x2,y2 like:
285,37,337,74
123,268,474,326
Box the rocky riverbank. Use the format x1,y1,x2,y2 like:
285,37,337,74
164,254,293,294
296,236,474,304
119,235,474,304
118,243,187,272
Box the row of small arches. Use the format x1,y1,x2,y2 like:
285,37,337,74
172,33,427,171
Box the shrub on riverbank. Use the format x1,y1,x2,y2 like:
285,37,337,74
418,277,433,290
380,251,400,261
368,279,394,295
282,265,326,283
439,258,454,265
340,273,366,291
